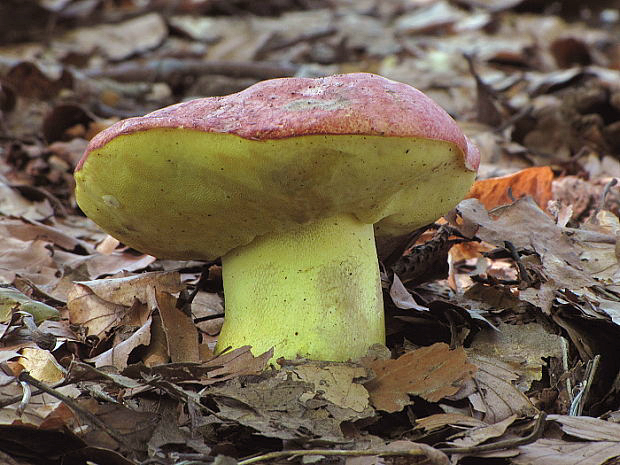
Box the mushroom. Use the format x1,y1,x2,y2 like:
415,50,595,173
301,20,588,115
74,73,479,362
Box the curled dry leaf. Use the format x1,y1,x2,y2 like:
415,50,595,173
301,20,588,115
467,353,538,423
200,345,273,384
155,289,199,363
362,343,476,413
67,271,182,338
513,438,620,465
447,414,518,448
548,414,620,441
86,317,152,369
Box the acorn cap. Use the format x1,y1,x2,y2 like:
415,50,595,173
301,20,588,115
75,73,479,260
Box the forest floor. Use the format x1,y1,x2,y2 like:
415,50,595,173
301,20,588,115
1,1,620,464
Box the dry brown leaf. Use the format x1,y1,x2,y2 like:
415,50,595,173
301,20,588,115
60,13,167,61
0,183,54,220
156,289,199,363
85,252,156,280
67,271,182,337
0,236,60,289
467,166,554,211
513,438,620,465
74,398,159,451
142,314,170,367
0,217,91,252
448,414,517,448
200,346,273,385
470,322,565,392
86,317,152,369
208,362,374,441
290,363,371,412
548,414,620,441
362,343,476,413
467,354,538,423
414,413,487,433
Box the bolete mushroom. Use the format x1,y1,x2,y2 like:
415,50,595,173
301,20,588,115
74,73,479,362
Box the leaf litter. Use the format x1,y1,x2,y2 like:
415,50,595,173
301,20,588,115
2,0,620,464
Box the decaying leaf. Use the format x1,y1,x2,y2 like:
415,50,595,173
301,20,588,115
287,362,371,413
414,413,487,434
448,414,518,448
208,361,374,441
156,289,199,363
548,414,620,441
86,317,152,369
513,438,620,465
18,347,66,384
363,343,476,413
470,322,565,392
67,271,182,338
467,354,538,423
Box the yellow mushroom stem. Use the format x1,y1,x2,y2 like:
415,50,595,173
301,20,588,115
216,213,385,362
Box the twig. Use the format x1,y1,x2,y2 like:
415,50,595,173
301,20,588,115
17,371,134,451
238,447,430,465
83,59,300,83
504,240,532,286
589,177,618,223
571,354,600,416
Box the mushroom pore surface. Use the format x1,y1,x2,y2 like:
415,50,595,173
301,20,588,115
75,131,475,260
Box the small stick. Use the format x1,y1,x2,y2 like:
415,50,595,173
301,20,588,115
17,371,133,451
84,59,300,83
238,447,430,465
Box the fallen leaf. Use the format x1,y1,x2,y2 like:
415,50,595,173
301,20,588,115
290,362,371,412
156,289,199,363
86,317,152,369
548,414,620,441
513,438,620,465
362,343,476,413
0,182,54,220
0,287,59,323
18,347,66,384
60,13,167,61
67,271,182,337
414,413,487,433
467,166,554,211
470,322,565,392
467,354,538,423
208,363,374,441
448,414,517,448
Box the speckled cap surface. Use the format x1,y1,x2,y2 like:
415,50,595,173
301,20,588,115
78,73,479,171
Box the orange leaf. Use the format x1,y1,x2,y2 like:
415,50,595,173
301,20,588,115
467,166,553,211
362,343,476,413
